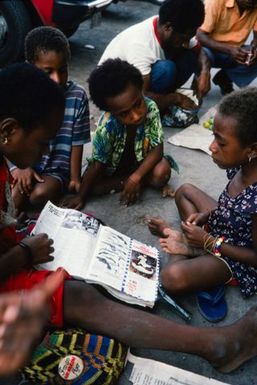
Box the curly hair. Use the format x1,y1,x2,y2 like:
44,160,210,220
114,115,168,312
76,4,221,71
0,63,64,132
25,26,71,63
159,0,205,33
88,59,144,111
218,87,257,147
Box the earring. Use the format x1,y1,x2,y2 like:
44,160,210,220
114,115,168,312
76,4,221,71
248,155,252,163
2,137,8,145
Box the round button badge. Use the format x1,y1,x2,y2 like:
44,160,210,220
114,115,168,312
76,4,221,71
58,355,84,381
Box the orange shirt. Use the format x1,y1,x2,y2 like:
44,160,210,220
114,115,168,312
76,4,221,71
200,0,257,46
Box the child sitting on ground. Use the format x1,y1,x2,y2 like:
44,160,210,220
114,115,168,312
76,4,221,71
62,58,176,210
148,88,257,302
10,26,90,213
2,63,257,376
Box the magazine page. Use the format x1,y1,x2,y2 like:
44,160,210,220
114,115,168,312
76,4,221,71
86,225,131,291
123,239,159,303
32,201,101,277
126,352,231,385
31,200,67,238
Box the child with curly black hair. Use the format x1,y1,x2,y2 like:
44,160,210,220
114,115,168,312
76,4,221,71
63,58,176,209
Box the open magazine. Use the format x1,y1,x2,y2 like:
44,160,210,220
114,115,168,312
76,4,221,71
32,201,159,307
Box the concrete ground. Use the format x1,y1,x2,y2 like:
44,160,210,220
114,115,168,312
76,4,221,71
67,2,257,384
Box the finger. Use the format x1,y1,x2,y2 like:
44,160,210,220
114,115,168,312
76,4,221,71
23,183,31,196
75,183,81,193
186,214,195,223
181,221,187,230
48,238,54,246
49,246,55,254
17,181,24,195
33,172,44,183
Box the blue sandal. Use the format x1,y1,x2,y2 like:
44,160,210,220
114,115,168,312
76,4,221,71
196,286,227,323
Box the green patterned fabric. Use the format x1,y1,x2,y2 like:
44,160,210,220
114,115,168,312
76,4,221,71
23,329,127,384
89,97,164,170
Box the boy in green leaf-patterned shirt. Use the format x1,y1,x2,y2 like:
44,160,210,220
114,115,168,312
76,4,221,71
62,59,177,209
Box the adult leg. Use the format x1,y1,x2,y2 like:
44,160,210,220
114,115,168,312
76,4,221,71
62,280,257,373
29,176,63,206
150,60,177,93
175,183,217,221
203,48,235,94
173,49,198,90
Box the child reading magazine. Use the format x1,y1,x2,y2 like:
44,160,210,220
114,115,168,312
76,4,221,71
32,201,159,307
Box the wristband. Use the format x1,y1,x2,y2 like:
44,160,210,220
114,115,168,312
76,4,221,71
18,241,33,263
213,236,225,257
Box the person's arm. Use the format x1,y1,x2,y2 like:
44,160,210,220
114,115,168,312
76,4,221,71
61,160,105,210
143,75,197,112
120,144,163,206
181,214,257,267
132,143,163,183
196,29,248,64
69,86,91,193
69,145,83,193
77,161,105,203
0,234,55,282
195,48,211,99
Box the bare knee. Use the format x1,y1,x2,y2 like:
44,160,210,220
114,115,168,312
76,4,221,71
30,180,62,205
175,183,195,206
150,158,171,188
30,185,50,205
161,264,189,294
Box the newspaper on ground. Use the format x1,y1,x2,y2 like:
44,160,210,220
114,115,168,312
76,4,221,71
32,201,159,307
126,351,231,385
168,106,217,155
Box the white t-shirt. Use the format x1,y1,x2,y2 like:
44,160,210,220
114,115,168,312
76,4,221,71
99,16,165,76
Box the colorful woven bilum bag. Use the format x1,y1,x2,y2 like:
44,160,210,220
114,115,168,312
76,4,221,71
22,329,128,384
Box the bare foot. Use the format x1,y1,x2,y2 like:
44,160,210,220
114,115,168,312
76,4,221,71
147,217,173,237
206,306,257,373
159,237,192,255
162,184,175,198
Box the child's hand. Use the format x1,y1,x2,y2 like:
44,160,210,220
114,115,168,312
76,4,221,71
20,234,54,266
0,269,65,375
181,221,207,248
68,180,81,193
120,176,141,206
11,168,44,195
185,212,209,226
60,194,85,210
175,93,198,110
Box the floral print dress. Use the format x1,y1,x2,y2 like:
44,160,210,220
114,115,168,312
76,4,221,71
208,168,257,297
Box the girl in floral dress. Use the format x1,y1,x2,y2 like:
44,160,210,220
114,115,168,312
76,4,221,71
148,87,257,299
